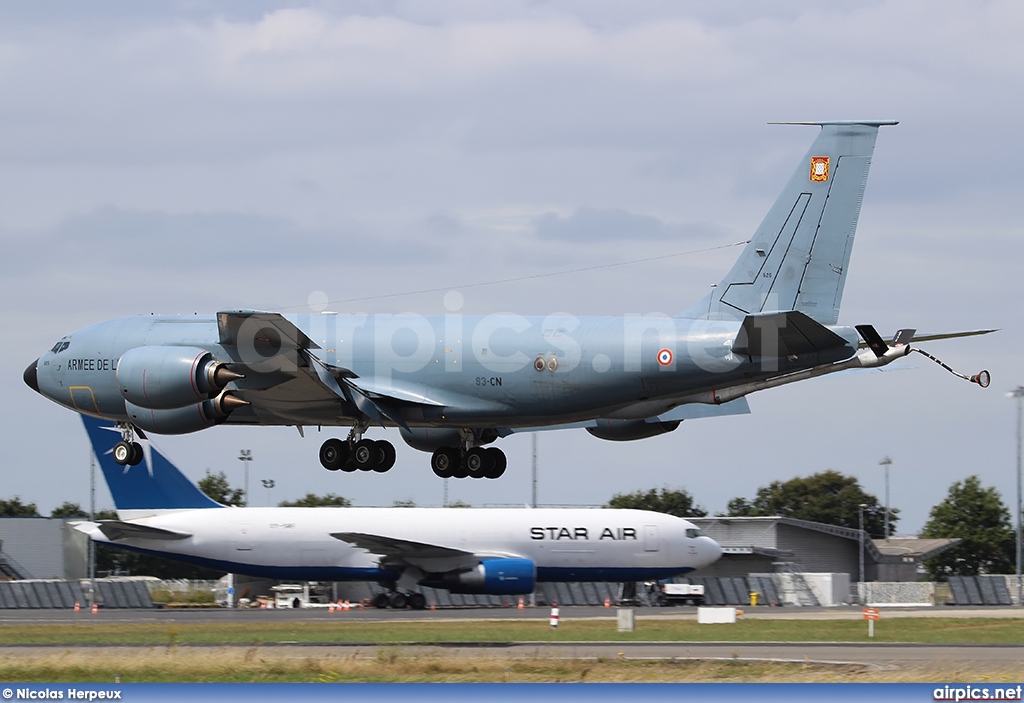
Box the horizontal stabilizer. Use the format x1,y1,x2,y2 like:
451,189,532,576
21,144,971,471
77,520,192,541
733,311,851,357
857,327,998,352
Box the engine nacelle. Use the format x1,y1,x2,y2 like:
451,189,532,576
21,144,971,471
429,558,536,595
586,419,680,442
399,427,464,453
117,346,242,410
125,392,248,435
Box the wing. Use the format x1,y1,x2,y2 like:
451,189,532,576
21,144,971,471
331,531,520,572
217,310,449,428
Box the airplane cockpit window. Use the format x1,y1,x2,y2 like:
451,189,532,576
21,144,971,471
685,528,706,538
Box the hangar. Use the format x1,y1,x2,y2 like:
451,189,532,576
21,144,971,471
690,516,960,582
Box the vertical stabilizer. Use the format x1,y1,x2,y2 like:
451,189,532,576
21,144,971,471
82,416,222,512
681,121,896,324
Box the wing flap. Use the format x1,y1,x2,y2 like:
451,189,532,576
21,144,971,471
331,532,471,560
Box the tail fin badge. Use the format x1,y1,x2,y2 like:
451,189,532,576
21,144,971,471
810,156,830,182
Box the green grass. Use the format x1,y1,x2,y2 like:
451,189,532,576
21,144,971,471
3,617,1023,645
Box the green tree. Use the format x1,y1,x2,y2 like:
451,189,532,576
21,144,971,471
447,500,472,508
50,502,87,518
1,496,40,517
392,499,416,508
920,475,1015,578
278,493,352,508
726,470,894,537
605,486,707,517
197,470,245,506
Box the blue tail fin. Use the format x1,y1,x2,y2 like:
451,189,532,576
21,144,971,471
681,120,897,324
82,416,222,511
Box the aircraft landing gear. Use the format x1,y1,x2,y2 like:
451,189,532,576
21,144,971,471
371,590,427,610
112,423,144,467
319,433,397,474
430,446,506,480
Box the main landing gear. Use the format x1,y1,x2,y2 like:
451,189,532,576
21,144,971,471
430,446,507,480
112,423,144,467
319,435,397,473
371,591,427,610
318,426,507,479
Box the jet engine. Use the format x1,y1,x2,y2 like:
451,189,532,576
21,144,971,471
124,391,248,435
117,346,242,410
427,558,536,595
586,419,680,442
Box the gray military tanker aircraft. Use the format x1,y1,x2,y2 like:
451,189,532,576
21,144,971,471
24,121,991,480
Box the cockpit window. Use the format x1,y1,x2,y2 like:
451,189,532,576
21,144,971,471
685,528,706,538
50,339,70,354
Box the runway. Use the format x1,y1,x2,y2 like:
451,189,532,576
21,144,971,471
2,605,1022,671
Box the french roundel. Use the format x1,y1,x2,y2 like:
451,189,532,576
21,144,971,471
657,348,673,366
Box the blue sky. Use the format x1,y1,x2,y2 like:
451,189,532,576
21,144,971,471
2,1,1022,532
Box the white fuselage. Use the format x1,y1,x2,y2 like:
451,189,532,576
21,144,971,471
85,507,721,584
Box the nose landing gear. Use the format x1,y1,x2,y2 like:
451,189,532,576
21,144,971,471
111,423,144,466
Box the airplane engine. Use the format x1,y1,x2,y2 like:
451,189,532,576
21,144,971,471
429,558,536,595
586,419,680,442
117,346,242,410
124,391,248,435
399,427,464,452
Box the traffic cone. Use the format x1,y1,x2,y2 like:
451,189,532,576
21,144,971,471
73,601,80,613
91,602,98,615
549,604,559,629
518,597,524,610
336,599,343,612
604,597,610,608
430,601,436,611
329,602,335,613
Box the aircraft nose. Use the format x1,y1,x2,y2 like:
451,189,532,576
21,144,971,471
699,536,723,568
23,359,40,393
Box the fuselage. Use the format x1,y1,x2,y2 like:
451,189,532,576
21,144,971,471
28,312,859,430
83,507,722,583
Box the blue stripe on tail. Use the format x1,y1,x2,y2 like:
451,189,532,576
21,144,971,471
81,416,222,510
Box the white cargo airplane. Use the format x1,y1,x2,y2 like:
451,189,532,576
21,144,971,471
74,416,722,608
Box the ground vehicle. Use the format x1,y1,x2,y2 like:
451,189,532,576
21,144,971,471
270,583,331,609
656,582,705,606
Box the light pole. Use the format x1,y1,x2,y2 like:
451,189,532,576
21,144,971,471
261,479,275,507
238,449,252,507
858,503,868,604
1009,386,1024,606
879,456,892,540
